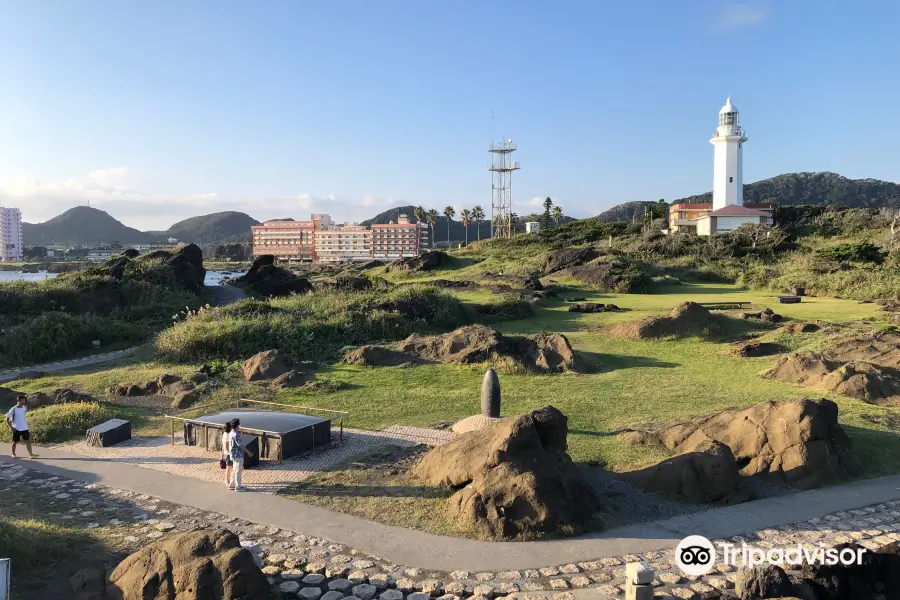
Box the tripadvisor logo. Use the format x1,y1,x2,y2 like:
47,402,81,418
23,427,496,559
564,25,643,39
675,535,867,576
675,535,717,576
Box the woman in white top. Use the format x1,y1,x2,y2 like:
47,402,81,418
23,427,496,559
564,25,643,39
221,421,233,489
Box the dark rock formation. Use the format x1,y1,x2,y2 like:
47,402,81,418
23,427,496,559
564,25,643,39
622,398,857,489
228,255,313,298
620,440,739,503
241,349,293,381
735,564,794,599
384,250,446,273
414,406,602,539
108,529,270,600
544,247,600,274
610,302,716,339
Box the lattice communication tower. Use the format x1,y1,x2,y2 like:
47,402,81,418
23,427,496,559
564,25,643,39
488,139,520,239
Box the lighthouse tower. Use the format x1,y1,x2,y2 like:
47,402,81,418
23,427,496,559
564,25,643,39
710,96,748,210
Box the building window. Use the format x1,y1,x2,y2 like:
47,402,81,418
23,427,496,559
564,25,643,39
729,177,734,183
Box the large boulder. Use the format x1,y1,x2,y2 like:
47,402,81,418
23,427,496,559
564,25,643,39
397,326,578,373
619,440,739,503
70,567,113,600
55,388,93,404
629,398,857,489
25,392,54,409
384,250,446,273
344,345,421,367
241,349,292,381
167,243,207,292
763,351,900,406
799,542,900,599
414,406,602,539
108,529,270,600
544,246,600,274
735,564,794,599
228,255,313,298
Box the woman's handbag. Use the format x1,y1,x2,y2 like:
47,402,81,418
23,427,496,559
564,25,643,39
219,457,227,469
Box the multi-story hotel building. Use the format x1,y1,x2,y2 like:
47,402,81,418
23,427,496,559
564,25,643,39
0,206,23,262
371,215,426,260
251,213,427,263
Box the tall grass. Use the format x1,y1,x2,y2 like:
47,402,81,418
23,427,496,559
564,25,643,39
155,285,478,363
0,402,117,444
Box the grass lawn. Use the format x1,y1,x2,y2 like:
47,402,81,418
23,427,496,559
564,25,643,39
9,282,899,477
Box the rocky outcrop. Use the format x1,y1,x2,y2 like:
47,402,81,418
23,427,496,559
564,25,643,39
622,398,857,489
384,250,446,273
25,388,93,409
477,273,545,291
763,351,900,406
544,247,600,274
735,564,794,599
108,529,270,600
733,340,788,357
316,276,373,292
228,255,313,298
344,345,421,367
414,406,602,539
270,370,310,389
799,541,900,599
620,440,739,504
610,302,716,339
241,349,292,381
567,302,620,314
398,326,577,373
739,307,783,322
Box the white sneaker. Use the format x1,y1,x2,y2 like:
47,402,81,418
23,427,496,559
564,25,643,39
235,486,247,492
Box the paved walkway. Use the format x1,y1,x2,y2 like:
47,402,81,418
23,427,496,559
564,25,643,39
57,427,453,493
0,347,138,384
3,444,899,574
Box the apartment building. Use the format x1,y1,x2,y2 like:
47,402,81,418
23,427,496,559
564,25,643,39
251,213,428,263
0,206,23,262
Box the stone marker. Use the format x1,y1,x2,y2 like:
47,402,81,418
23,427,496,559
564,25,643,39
480,368,501,418
624,562,655,600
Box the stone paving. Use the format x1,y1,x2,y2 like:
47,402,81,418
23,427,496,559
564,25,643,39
57,426,453,493
0,347,138,384
4,459,900,600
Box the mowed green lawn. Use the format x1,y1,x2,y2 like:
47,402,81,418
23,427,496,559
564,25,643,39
9,282,898,479
272,283,899,476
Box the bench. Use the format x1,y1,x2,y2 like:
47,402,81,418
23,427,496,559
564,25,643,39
86,419,131,447
698,301,752,309
778,296,802,304
241,435,260,468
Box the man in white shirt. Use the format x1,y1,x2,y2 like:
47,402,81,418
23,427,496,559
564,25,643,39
6,395,38,459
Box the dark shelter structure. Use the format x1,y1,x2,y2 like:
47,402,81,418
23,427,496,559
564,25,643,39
170,402,345,463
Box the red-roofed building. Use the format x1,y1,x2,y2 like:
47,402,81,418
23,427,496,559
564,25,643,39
668,201,773,234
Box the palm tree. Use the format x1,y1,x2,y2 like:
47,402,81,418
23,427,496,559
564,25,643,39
472,205,485,241
526,213,541,223
509,213,519,234
460,209,472,245
443,206,455,246
551,205,563,227
414,205,425,225
426,209,439,249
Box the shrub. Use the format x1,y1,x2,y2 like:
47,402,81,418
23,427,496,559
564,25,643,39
0,312,145,368
155,285,478,364
475,296,535,323
817,242,885,264
0,402,117,444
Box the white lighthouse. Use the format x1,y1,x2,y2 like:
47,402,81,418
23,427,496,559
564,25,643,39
710,96,748,210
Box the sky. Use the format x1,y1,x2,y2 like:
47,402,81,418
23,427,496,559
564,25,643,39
1,0,898,230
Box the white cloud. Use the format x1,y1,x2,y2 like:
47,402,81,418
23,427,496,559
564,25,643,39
0,167,414,230
714,3,769,31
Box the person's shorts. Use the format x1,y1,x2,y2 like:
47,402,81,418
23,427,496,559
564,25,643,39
225,456,234,466
12,429,30,442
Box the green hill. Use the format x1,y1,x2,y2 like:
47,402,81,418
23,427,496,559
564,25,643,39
22,206,154,247
675,172,900,208
594,201,657,223
154,211,259,245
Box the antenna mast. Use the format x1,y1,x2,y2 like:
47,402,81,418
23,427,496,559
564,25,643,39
488,116,520,239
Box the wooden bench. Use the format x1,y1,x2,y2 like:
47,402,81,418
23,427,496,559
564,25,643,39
87,419,131,447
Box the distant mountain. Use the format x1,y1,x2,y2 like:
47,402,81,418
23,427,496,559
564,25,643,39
22,206,155,247
594,201,656,223
675,172,900,208
22,207,259,248
152,211,259,245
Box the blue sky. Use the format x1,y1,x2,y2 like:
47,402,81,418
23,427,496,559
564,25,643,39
0,0,898,229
